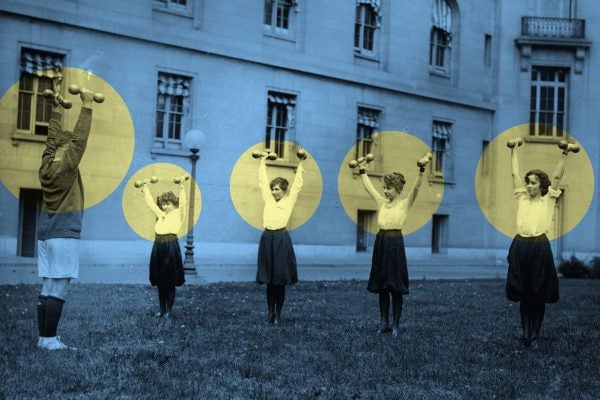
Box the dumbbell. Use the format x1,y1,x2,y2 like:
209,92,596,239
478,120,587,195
42,89,72,109
134,176,159,188
174,175,190,184
68,84,105,103
251,151,278,160
348,153,375,169
417,152,433,169
558,140,580,154
506,138,523,148
297,148,307,160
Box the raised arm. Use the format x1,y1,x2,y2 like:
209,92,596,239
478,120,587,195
258,156,271,202
178,184,188,224
550,152,567,191
143,184,164,219
407,171,424,208
40,105,62,173
62,92,94,171
511,147,523,189
287,160,305,203
359,172,385,207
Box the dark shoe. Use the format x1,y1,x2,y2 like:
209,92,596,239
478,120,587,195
266,314,275,324
377,325,392,334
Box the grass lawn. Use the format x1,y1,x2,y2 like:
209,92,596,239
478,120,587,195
1,278,599,399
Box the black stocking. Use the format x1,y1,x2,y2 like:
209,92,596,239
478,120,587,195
377,291,390,332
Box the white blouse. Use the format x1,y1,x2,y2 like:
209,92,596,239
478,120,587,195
144,186,187,235
514,187,561,237
259,158,304,230
361,174,417,230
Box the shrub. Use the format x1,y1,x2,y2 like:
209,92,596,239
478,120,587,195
588,257,600,279
558,255,589,279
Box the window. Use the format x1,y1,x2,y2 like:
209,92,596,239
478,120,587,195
356,209,376,252
354,0,380,54
155,73,191,149
356,107,380,161
484,34,492,66
264,0,294,31
429,0,453,73
17,49,64,136
481,140,490,176
265,91,296,159
432,121,451,176
18,188,42,257
431,214,448,254
529,67,567,137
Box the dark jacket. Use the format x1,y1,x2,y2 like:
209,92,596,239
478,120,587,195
37,107,92,240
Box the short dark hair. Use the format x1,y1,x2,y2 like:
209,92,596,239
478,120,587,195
524,169,551,196
270,177,289,192
157,191,179,208
383,172,406,192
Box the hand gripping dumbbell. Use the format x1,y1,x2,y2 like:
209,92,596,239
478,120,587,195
296,148,307,160
43,89,73,109
174,175,190,184
68,84,105,103
134,176,159,188
348,153,375,171
558,140,580,154
417,153,433,172
251,150,278,160
506,138,523,148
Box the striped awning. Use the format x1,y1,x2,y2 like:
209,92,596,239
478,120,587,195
268,94,296,105
433,122,451,139
158,73,190,97
357,0,381,16
432,0,452,33
20,51,63,79
358,111,380,129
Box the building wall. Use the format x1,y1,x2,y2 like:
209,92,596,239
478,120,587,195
0,0,597,264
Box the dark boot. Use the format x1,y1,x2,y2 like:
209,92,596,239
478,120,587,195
391,293,403,337
44,296,65,338
274,285,285,324
530,302,546,341
157,288,168,317
266,285,275,324
377,291,391,334
165,288,176,318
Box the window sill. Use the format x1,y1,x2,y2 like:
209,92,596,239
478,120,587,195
265,159,300,169
429,175,454,185
351,169,385,178
11,132,47,145
354,50,379,63
150,147,191,157
263,28,296,43
429,67,450,78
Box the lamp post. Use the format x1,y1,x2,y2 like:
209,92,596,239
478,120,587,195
182,129,206,274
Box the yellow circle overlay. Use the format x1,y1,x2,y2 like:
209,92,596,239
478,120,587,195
230,142,322,231
122,163,202,241
0,67,134,209
338,131,443,235
475,124,594,240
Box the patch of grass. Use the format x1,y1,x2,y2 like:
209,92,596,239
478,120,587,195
1,279,599,399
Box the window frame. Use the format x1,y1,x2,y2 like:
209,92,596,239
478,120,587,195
431,120,453,179
154,72,192,151
153,0,191,16
264,90,297,162
354,3,378,55
529,67,568,138
429,27,451,74
263,0,295,35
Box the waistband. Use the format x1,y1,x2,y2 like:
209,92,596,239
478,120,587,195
155,233,179,242
264,227,287,232
515,233,548,241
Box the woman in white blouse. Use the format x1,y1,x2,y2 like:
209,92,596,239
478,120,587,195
358,158,427,338
506,141,567,347
255,152,305,324
142,183,187,318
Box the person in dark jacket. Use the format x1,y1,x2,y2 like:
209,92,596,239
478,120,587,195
36,80,95,350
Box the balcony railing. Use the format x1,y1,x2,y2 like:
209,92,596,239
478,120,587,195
522,17,585,39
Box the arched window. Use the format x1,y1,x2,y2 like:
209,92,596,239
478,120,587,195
355,0,381,54
429,0,453,73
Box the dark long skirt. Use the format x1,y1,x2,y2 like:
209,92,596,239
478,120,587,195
149,234,185,288
256,229,298,286
368,229,409,294
506,234,559,304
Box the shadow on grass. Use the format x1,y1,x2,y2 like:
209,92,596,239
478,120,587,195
1,279,599,399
